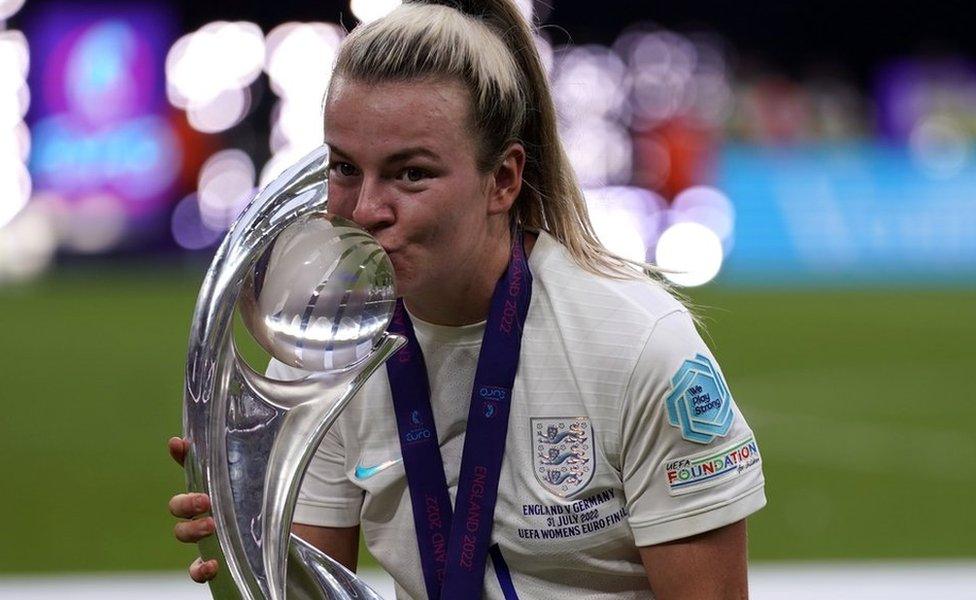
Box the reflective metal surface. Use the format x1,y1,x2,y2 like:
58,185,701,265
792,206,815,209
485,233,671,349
183,144,402,599
239,214,395,373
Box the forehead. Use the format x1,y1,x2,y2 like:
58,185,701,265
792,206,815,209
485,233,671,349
324,77,476,157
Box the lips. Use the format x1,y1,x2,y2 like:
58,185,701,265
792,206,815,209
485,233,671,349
380,243,403,260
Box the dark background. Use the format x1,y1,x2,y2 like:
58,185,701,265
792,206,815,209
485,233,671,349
177,0,976,83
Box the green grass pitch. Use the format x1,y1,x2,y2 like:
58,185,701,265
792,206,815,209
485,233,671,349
1,269,973,573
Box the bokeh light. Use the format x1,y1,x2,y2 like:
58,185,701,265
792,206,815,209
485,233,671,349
0,27,30,178
0,200,56,283
0,30,29,86
552,44,630,124
197,149,256,231
260,146,306,188
185,87,251,133
614,28,734,129
0,0,25,21
0,25,29,199
561,117,633,187
349,0,402,24
585,186,669,263
166,21,265,120
550,42,640,189
514,0,533,22
54,193,128,254
909,114,971,178
619,30,695,126
272,96,325,154
534,34,554,76
655,221,724,287
64,21,146,125
585,185,668,261
171,193,224,250
0,120,30,163
0,159,32,229
263,22,343,187
681,34,733,127
0,84,29,127
265,22,342,98
670,185,736,250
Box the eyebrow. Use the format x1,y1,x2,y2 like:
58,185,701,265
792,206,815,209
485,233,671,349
328,143,442,164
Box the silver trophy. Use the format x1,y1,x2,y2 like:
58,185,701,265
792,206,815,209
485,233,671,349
183,145,403,599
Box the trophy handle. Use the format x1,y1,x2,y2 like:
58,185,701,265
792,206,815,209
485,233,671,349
259,334,405,600
198,533,386,600
287,534,384,600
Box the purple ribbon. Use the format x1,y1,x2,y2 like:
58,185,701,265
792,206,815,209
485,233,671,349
386,231,532,599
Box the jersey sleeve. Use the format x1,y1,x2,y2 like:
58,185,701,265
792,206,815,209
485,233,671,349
620,309,766,547
265,359,364,527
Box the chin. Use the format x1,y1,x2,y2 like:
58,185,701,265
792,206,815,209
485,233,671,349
387,251,433,301
393,274,421,299
388,257,415,298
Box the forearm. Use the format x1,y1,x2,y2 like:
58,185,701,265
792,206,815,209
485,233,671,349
292,523,361,572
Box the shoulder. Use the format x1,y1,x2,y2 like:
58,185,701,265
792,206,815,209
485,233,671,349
528,230,688,336
523,232,696,405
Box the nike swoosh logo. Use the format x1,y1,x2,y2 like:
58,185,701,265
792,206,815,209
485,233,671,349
354,458,403,480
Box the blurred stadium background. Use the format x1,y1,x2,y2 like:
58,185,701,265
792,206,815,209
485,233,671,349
1,0,974,597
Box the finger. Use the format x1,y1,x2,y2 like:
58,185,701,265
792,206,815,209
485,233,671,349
174,516,215,543
167,437,184,464
168,437,188,467
168,437,190,467
189,557,219,583
169,493,211,518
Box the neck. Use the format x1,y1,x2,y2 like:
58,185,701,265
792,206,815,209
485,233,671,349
404,229,536,327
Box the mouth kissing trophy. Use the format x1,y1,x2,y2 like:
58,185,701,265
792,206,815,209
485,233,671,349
183,145,403,599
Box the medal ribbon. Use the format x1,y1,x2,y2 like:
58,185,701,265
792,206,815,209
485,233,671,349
386,231,532,599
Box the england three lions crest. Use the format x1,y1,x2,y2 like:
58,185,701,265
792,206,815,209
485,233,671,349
531,417,594,497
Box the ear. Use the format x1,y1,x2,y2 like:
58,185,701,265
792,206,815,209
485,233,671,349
486,142,526,216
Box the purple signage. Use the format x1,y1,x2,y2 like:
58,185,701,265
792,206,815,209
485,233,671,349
25,3,181,247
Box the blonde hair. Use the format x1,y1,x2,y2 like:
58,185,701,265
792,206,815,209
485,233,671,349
330,0,665,281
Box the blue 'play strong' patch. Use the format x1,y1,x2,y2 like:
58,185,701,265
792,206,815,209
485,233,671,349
665,354,734,443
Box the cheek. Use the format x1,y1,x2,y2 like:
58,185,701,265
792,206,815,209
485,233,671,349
430,178,487,226
326,183,357,221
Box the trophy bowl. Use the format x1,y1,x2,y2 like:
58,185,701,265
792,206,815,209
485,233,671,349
239,213,396,373
183,145,402,600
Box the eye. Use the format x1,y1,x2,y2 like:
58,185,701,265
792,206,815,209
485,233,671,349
329,162,359,177
400,167,430,183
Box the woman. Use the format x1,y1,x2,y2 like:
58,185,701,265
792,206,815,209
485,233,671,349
169,1,766,597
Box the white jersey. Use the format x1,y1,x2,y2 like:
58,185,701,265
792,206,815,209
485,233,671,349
269,231,766,599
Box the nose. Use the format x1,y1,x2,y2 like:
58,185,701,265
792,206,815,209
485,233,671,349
350,178,394,234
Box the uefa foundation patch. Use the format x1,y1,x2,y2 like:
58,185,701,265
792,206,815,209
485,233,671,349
663,436,761,496
665,353,734,443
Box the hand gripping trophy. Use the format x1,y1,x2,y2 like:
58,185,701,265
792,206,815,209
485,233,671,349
182,145,403,599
